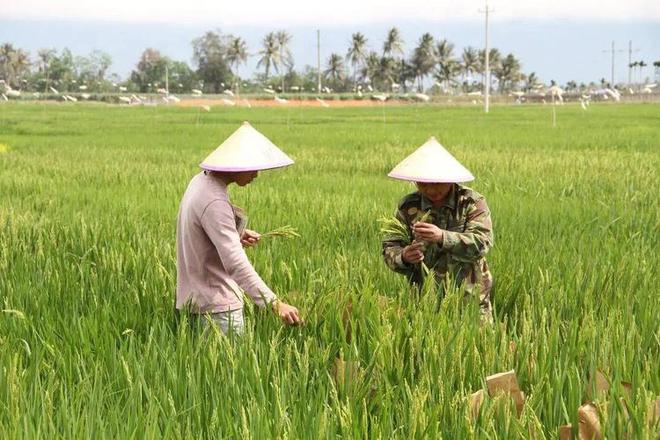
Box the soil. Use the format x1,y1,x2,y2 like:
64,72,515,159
175,98,413,108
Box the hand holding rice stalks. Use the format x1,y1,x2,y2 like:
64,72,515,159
378,210,432,243
379,211,433,276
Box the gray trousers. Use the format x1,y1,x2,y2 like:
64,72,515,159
203,308,245,335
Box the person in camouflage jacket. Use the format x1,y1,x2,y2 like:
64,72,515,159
382,137,494,323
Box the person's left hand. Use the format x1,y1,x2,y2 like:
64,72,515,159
241,229,261,248
412,222,444,243
272,300,302,326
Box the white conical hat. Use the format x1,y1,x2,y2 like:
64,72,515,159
200,121,294,172
388,137,474,183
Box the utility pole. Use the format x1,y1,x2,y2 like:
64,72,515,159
479,1,494,113
602,41,624,87
165,64,169,95
317,29,322,94
610,41,615,87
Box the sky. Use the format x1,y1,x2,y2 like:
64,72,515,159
4,0,660,24
1,0,659,84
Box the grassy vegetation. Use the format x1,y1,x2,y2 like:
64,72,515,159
0,102,658,438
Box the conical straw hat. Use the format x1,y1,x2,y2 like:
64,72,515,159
388,137,474,183
200,121,294,172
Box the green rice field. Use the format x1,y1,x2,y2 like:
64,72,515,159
0,102,658,438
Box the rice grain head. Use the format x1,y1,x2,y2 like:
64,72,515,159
262,225,300,239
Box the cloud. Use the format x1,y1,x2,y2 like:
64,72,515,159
3,0,660,24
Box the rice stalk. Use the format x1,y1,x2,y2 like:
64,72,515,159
261,225,300,239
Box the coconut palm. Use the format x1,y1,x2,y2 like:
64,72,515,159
411,33,435,91
478,48,501,92
377,56,398,91
435,39,454,65
346,32,368,90
383,27,405,90
257,32,280,81
524,72,539,92
226,36,248,95
324,53,345,89
0,44,13,66
7,49,30,89
629,61,638,85
638,60,647,83
36,48,56,92
494,53,521,92
361,52,380,89
434,39,456,91
276,30,293,92
36,48,55,74
461,47,479,85
434,58,460,92
0,43,16,86
361,52,399,92
398,59,418,91
383,28,404,58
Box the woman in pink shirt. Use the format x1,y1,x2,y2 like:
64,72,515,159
176,122,301,334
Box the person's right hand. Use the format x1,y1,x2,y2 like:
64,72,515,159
240,229,261,248
402,241,425,264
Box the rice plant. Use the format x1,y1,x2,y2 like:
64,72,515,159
0,102,658,438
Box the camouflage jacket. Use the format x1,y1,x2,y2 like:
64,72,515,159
382,184,494,307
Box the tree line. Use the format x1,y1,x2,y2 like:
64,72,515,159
1,28,658,96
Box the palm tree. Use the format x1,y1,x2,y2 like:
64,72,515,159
257,32,280,82
434,58,460,92
324,53,345,90
361,52,399,92
411,33,435,91
377,56,398,91
478,48,501,93
494,53,521,92
226,36,248,95
346,32,368,90
383,27,405,90
435,39,454,65
37,48,56,93
383,27,404,58
276,30,293,92
629,61,638,85
8,49,30,89
638,60,647,83
435,39,456,91
524,72,539,92
0,43,15,86
361,52,380,89
461,47,479,85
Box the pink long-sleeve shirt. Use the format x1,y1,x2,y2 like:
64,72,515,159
176,171,276,313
